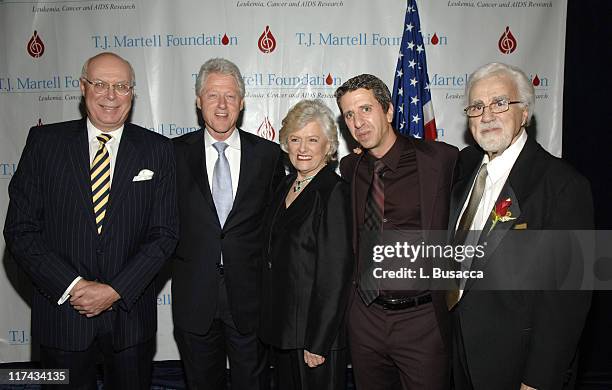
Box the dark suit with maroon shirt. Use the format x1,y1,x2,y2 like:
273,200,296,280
340,134,458,390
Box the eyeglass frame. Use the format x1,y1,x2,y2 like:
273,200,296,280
464,98,523,118
81,77,134,96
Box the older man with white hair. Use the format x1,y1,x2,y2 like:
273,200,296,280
449,62,593,390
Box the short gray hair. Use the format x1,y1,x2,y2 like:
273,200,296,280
466,62,535,126
279,99,339,161
81,52,135,84
195,58,245,97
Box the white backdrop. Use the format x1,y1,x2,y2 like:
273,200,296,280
0,0,566,362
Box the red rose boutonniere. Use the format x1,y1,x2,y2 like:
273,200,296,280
489,198,517,232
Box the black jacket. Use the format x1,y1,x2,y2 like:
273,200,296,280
171,128,285,335
259,165,353,355
451,136,594,390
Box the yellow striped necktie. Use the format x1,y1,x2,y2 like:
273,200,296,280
91,133,112,234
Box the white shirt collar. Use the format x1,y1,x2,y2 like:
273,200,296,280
86,118,124,144
482,129,528,185
204,127,241,150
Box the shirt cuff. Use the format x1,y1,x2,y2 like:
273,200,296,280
57,276,83,305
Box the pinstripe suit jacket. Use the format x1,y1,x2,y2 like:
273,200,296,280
4,119,178,351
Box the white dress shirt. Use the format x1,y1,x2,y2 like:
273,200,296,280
204,128,241,201
456,129,527,298
464,129,527,232
58,119,125,305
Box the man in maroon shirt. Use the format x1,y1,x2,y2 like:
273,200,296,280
335,74,458,390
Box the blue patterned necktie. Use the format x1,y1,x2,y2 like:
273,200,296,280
212,142,233,227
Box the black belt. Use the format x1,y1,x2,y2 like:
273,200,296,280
374,293,432,310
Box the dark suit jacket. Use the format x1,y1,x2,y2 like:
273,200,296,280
340,134,458,350
450,136,594,390
3,119,178,351
259,165,353,356
172,128,285,335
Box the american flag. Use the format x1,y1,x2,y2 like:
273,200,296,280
391,0,437,140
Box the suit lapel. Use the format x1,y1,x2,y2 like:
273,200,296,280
464,185,522,291
475,136,539,258
283,167,334,225
103,124,142,232
272,170,324,232
67,120,98,233
224,130,259,230
186,131,216,214
463,137,541,291
266,175,294,235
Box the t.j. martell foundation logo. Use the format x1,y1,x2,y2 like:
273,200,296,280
258,26,276,54
257,117,276,141
27,30,45,58
498,26,517,54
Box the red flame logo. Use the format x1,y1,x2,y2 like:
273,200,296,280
257,117,276,141
532,74,540,86
221,34,230,45
27,30,45,58
325,73,333,85
258,26,276,54
431,33,439,45
36,118,43,127
498,26,517,54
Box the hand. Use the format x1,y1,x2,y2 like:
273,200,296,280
352,147,363,155
520,383,537,390
69,279,120,317
303,350,325,368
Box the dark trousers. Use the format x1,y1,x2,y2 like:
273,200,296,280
174,276,269,390
347,293,449,390
272,347,346,390
40,333,154,390
451,311,580,390
451,312,473,390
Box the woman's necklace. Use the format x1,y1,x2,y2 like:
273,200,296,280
293,175,316,193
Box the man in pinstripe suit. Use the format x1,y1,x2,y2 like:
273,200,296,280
4,52,178,389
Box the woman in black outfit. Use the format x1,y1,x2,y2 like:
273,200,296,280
259,99,353,390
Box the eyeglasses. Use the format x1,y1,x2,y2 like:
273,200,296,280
81,78,133,96
464,99,522,118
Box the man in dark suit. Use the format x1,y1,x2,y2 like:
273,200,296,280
449,62,593,390
3,52,178,389
172,58,285,390
335,74,458,390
